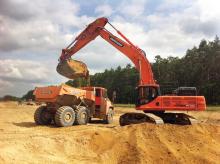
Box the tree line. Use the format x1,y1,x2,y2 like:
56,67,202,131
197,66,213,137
0,90,34,102
66,36,220,105
17,36,220,104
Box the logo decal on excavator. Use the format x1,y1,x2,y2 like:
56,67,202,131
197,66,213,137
109,36,123,47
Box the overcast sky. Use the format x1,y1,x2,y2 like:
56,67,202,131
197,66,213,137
0,0,220,97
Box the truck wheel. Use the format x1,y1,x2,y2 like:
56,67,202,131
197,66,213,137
104,108,114,124
52,117,56,126
34,106,52,125
74,106,89,125
88,117,92,123
55,106,75,127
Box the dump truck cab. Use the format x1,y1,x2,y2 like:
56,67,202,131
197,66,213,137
81,87,113,120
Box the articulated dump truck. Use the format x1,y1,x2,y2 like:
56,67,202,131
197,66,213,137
34,84,114,127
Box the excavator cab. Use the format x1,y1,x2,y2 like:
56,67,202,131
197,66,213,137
135,86,161,107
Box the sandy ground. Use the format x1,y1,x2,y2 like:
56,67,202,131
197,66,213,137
0,102,220,164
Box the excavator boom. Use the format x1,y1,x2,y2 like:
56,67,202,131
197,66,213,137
57,17,156,85
59,18,108,61
57,18,108,79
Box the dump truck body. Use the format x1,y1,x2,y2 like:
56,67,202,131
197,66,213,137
34,84,94,106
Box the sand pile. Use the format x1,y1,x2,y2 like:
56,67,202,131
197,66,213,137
0,102,219,163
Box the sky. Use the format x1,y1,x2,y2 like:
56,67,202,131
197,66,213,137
0,0,220,97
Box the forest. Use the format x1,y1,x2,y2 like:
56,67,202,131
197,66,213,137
66,36,220,105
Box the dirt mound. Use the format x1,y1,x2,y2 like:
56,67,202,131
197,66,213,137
86,124,220,164
0,102,220,163
0,101,17,108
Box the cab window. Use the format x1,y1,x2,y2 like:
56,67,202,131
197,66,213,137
103,90,108,98
95,89,101,97
136,86,159,106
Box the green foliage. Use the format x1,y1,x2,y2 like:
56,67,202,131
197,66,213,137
0,95,20,101
66,77,89,87
91,64,139,103
22,90,35,101
154,36,220,104
206,106,220,111
67,64,139,104
84,36,219,104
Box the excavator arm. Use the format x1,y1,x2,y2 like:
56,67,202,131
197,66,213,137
59,18,108,61
58,17,156,86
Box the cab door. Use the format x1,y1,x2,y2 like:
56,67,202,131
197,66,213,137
100,89,108,114
95,88,101,107
95,88,107,116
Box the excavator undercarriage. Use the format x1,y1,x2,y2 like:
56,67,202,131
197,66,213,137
119,112,198,126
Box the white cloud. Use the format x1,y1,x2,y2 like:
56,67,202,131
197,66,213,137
197,0,220,21
156,0,193,12
118,0,147,17
72,36,132,74
0,79,13,91
0,59,50,83
0,0,220,97
0,59,60,96
95,4,113,17
0,0,94,52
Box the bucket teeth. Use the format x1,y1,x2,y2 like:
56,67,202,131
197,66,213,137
56,59,89,79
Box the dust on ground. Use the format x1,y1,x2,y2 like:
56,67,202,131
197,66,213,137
0,102,220,164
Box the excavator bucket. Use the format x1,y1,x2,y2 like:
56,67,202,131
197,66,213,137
56,59,89,79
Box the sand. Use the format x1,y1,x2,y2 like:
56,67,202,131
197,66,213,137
0,102,220,164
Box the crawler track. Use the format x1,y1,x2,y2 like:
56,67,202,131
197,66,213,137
119,112,198,126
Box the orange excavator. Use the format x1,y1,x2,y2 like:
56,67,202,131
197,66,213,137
57,17,206,125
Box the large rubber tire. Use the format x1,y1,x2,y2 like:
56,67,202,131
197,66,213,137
104,108,114,124
55,106,75,127
34,106,52,125
74,106,89,125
